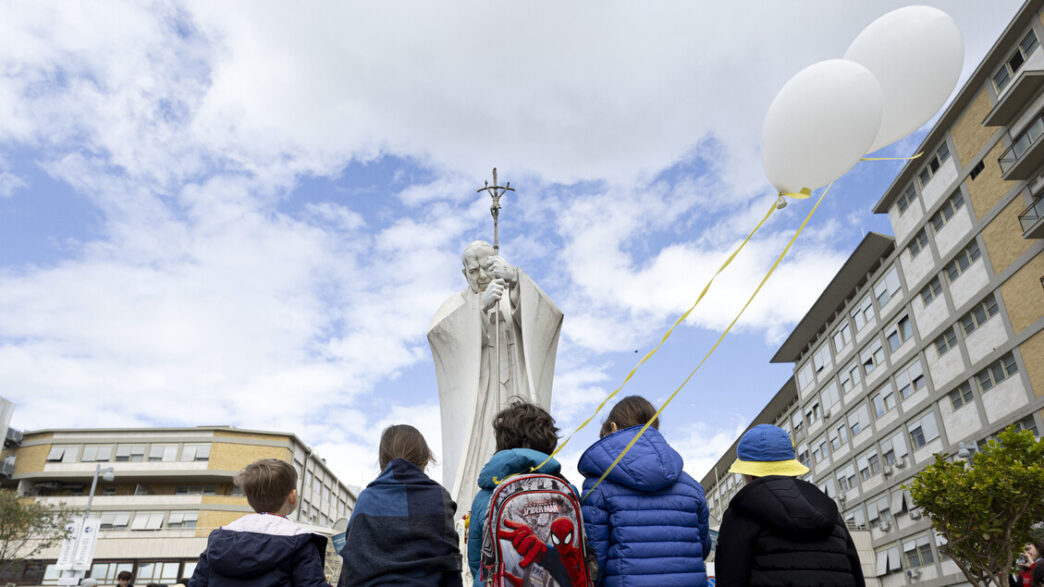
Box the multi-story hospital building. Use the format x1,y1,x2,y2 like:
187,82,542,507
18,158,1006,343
703,0,1044,585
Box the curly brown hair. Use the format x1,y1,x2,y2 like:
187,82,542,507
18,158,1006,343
494,400,559,454
600,395,659,438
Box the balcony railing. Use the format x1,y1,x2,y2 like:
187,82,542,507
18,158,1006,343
999,112,1044,175
1019,192,1044,238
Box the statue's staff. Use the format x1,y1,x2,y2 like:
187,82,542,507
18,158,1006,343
477,168,514,397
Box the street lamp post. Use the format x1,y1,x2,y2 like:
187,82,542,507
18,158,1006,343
85,463,114,516
58,464,114,585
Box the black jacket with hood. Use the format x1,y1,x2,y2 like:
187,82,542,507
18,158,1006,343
188,513,328,587
715,475,865,587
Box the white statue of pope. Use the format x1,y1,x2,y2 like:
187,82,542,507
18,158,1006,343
427,240,562,511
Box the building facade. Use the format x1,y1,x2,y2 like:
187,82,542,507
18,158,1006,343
702,1,1044,585
0,426,356,586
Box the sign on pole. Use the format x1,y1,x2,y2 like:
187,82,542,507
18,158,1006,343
55,518,82,571
73,518,101,570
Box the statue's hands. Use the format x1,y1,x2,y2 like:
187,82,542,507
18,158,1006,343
485,256,518,286
481,279,506,312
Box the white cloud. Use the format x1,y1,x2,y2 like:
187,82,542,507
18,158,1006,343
0,0,1023,490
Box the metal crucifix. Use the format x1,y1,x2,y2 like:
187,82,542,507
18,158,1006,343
477,168,515,254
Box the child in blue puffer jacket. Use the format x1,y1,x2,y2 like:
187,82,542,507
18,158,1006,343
578,396,711,587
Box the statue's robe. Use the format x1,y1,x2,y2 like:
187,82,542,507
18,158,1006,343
427,271,562,511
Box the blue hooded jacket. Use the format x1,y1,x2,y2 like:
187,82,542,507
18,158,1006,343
578,426,710,587
188,513,327,587
467,448,577,587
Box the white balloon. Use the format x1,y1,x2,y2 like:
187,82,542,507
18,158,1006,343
762,59,883,194
846,6,964,153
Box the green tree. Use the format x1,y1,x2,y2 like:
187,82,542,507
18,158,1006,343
908,426,1044,586
0,489,74,576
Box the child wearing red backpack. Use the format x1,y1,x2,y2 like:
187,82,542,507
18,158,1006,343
467,401,592,586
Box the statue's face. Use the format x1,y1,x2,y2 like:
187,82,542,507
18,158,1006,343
463,250,492,294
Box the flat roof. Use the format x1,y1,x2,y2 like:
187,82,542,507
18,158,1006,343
770,232,895,364
21,425,357,500
699,377,796,490
872,0,1040,214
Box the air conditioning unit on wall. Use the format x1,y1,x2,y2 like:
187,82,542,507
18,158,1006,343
906,568,920,579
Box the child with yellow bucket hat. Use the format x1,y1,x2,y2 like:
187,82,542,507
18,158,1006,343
714,424,865,586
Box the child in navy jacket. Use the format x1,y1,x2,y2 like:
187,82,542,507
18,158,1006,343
338,424,462,586
188,458,328,587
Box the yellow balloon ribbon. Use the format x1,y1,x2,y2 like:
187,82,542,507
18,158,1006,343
581,181,834,502
530,194,788,473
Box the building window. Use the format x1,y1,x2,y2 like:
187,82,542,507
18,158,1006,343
135,562,181,583
791,411,805,436
833,321,852,351
948,382,975,409
904,536,936,568
994,29,1039,91
840,361,862,394
852,295,875,332
895,359,926,399
975,353,1018,392
861,340,886,374
812,344,831,374
149,444,179,462
837,464,857,492
908,229,930,258
115,444,146,462
797,444,810,468
805,402,821,426
909,413,940,450
813,439,829,464
944,241,982,283
929,190,965,234
880,432,909,466
180,444,211,462
920,276,942,306
80,445,113,462
166,511,199,529
859,451,881,480
175,486,216,495
1014,415,1039,436
874,266,902,308
131,512,165,531
829,424,849,451
886,315,914,352
960,293,999,336
872,386,897,418
848,404,869,436
933,327,958,356
896,184,918,214
98,512,132,530
969,159,985,180
89,563,134,585
46,446,79,463
917,142,952,188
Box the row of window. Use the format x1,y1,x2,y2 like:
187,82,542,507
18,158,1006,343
947,353,1020,411
97,509,199,530
45,443,211,464
994,28,1039,92
798,286,1005,440
908,190,966,259
875,533,942,576
36,559,200,586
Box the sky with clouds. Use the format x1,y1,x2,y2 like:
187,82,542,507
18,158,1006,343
0,1,1023,493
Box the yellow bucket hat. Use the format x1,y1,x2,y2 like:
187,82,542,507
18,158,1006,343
728,424,810,477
